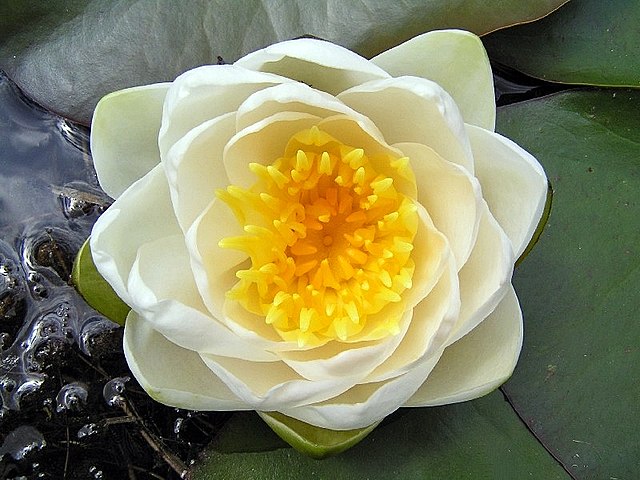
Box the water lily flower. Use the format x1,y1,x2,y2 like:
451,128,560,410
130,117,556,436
89,29,547,432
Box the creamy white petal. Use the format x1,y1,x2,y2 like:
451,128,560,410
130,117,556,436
200,354,359,411
91,83,169,198
123,312,247,410
127,234,276,361
223,111,322,188
446,204,514,345
372,30,495,130
366,258,460,383
235,82,358,131
396,141,482,269
90,165,181,307
164,112,235,231
467,125,548,259
280,352,443,430
158,65,289,156
278,309,413,382
405,285,523,406
235,38,390,95
338,76,475,173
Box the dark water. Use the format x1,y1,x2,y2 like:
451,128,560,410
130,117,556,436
0,72,228,480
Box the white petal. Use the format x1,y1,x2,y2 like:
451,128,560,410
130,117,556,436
124,312,247,410
158,65,288,157
200,354,358,411
467,125,548,259
164,112,235,231
127,234,276,361
235,82,358,131
223,111,322,188
280,352,443,430
339,76,475,173
90,165,181,306
235,38,390,95
396,141,482,269
372,30,495,130
278,309,413,382
91,83,169,198
447,204,514,345
405,285,523,406
366,258,460,383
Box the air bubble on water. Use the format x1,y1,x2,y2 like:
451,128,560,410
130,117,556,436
77,423,99,439
0,425,46,461
173,417,184,435
56,381,89,412
103,376,130,407
88,465,104,479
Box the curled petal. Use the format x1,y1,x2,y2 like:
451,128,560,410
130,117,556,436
91,83,169,198
406,285,523,406
235,38,390,95
90,165,181,307
372,30,495,130
338,76,474,173
468,125,548,259
124,312,247,410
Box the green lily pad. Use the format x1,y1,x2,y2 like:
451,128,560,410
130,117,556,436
193,393,567,479
0,0,568,124
71,236,129,326
483,0,640,87
498,89,640,479
257,412,378,459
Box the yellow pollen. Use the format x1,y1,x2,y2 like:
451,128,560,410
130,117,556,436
218,126,418,346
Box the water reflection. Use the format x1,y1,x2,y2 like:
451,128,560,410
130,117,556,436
0,72,224,479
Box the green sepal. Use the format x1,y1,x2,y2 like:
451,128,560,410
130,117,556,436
257,411,379,459
71,236,130,326
516,181,553,267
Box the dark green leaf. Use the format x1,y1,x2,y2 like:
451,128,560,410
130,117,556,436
498,89,640,479
192,393,567,479
484,0,640,87
71,236,129,325
0,0,568,124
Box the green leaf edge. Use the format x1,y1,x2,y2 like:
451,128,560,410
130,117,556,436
71,236,130,326
515,181,553,268
257,411,379,459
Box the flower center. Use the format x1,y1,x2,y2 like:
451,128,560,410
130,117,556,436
218,126,418,346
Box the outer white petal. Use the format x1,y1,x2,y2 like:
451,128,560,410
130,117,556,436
396,141,482,269
372,30,495,130
339,76,475,174
467,125,548,259
446,204,514,345
90,165,181,306
123,312,247,410
91,83,169,198
127,234,277,362
280,352,443,430
405,285,523,406
199,354,359,411
158,65,289,157
164,112,235,231
235,38,390,95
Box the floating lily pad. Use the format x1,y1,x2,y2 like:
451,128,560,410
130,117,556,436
0,0,568,123
484,0,640,87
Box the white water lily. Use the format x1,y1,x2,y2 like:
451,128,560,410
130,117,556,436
89,29,547,431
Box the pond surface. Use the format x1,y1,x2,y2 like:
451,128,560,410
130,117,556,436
0,72,228,480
